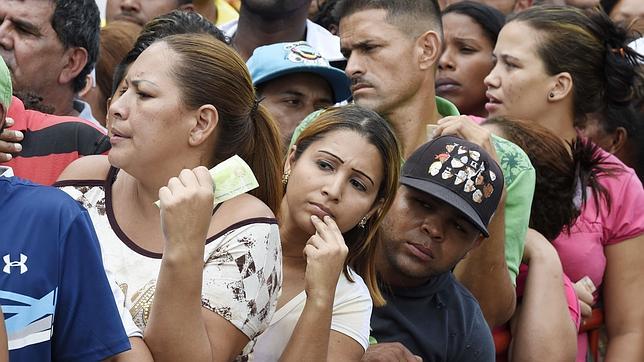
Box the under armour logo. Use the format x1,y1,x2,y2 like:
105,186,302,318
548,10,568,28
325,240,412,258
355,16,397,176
3,254,28,275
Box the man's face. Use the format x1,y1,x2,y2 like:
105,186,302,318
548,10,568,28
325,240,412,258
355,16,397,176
106,0,180,26
0,0,66,97
339,9,423,117
259,72,334,144
378,186,483,287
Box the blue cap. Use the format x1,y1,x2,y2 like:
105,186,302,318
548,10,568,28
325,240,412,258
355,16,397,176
247,41,351,104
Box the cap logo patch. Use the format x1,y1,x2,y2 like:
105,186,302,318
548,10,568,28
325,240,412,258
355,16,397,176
427,142,496,203
284,42,329,66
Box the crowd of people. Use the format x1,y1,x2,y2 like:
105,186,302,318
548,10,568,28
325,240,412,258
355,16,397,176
0,0,643,361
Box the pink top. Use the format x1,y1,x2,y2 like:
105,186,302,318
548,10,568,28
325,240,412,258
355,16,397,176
552,148,644,361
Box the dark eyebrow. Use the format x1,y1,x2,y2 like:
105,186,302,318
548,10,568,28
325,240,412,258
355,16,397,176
280,90,305,98
320,150,376,186
10,17,41,36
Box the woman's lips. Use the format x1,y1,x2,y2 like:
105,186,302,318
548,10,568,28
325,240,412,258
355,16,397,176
485,92,503,114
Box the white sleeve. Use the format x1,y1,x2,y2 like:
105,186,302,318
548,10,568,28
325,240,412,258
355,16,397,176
106,268,143,338
330,271,373,351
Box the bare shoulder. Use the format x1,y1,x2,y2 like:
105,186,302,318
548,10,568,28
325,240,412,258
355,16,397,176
215,193,276,224
56,155,111,182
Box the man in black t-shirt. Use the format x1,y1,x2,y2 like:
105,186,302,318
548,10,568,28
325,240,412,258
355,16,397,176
368,136,503,361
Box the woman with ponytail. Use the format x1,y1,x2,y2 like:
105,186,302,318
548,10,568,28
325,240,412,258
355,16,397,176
55,34,283,361
484,5,644,360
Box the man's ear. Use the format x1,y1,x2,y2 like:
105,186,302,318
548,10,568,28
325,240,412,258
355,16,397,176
417,30,442,71
466,235,486,255
188,104,218,146
59,47,89,87
548,72,573,102
513,0,533,13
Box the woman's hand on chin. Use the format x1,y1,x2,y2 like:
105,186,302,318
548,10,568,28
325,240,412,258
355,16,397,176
158,167,214,257
303,215,349,304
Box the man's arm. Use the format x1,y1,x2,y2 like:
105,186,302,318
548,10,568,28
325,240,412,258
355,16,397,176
454,197,516,327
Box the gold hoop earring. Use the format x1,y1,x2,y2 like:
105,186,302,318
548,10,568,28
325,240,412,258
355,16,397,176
282,171,290,185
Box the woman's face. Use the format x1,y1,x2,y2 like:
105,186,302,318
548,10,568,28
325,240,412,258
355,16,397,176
436,12,496,117
610,0,644,35
283,129,384,236
484,21,558,122
107,42,194,173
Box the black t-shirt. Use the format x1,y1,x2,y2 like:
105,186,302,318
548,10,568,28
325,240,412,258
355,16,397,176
371,272,495,361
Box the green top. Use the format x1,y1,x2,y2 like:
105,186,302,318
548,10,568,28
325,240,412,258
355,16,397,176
0,57,12,111
289,97,534,284
489,134,535,284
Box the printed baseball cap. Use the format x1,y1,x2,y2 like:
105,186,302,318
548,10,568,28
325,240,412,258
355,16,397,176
0,56,12,111
247,41,351,104
401,136,504,237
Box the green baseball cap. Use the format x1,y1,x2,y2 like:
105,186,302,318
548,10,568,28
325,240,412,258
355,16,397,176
0,57,12,111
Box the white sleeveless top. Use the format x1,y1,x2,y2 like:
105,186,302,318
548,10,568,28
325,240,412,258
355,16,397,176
56,167,282,359
251,269,372,360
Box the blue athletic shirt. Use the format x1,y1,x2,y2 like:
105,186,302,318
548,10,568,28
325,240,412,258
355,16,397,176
0,171,131,361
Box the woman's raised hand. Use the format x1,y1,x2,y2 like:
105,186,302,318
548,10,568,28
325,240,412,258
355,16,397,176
303,215,349,303
158,167,214,255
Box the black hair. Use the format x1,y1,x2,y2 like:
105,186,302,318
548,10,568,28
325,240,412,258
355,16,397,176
442,1,505,46
333,0,443,37
50,0,100,93
311,0,339,34
594,102,644,182
111,10,228,95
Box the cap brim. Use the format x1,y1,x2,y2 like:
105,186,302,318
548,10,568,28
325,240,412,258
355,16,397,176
400,176,490,237
254,66,351,104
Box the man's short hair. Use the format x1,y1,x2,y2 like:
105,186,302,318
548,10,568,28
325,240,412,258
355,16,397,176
333,0,443,37
50,0,100,93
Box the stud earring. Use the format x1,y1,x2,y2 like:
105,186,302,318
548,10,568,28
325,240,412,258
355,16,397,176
549,92,555,98
359,216,368,228
282,171,290,185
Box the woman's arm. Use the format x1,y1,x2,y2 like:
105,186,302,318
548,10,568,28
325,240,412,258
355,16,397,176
509,229,577,362
280,215,363,362
144,167,251,361
603,234,644,361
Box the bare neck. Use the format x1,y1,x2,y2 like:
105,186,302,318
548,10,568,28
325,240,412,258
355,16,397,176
39,85,77,117
385,93,442,159
277,197,309,260
233,7,308,61
538,108,578,143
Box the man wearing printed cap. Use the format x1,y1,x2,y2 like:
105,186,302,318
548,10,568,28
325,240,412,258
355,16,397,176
247,41,350,147
328,0,536,329
365,135,501,361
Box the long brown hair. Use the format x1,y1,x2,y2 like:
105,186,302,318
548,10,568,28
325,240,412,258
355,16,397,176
290,105,402,306
484,117,619,240
162,34,283,213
